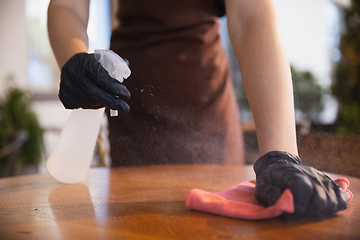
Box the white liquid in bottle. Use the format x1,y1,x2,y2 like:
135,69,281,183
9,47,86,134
46,50,130,184
46,108,104,184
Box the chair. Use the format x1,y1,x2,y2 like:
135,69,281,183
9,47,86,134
0,130,29,177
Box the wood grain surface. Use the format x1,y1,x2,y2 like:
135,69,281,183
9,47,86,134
0,164,359,240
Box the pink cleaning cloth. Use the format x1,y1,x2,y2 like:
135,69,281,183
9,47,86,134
185,178,352,220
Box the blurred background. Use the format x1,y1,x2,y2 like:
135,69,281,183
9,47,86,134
1,0,359,178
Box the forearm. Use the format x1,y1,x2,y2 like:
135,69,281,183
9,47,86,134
47,0,90,68
226,0,298,156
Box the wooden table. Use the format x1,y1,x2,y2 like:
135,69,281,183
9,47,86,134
0,164,359,240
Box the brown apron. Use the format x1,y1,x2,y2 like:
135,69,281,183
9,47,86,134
108,0,244,166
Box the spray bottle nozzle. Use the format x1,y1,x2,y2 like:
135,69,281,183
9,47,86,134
94,50,131,117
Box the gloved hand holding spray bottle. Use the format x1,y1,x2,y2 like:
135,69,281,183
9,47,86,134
46,50,131,184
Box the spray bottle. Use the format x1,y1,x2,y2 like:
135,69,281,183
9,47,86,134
46,50,131,184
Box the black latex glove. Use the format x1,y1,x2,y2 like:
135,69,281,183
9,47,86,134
254,151,350,218
59,52,131,111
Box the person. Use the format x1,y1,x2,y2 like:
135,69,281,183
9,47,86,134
47,0,349,218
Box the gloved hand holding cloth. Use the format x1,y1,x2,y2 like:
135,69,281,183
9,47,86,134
59,52,131,111
254,151,351,218
186,151,352,220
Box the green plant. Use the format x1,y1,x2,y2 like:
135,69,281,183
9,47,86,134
291,66,324,122
0,84,43,171
332,0,360,134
